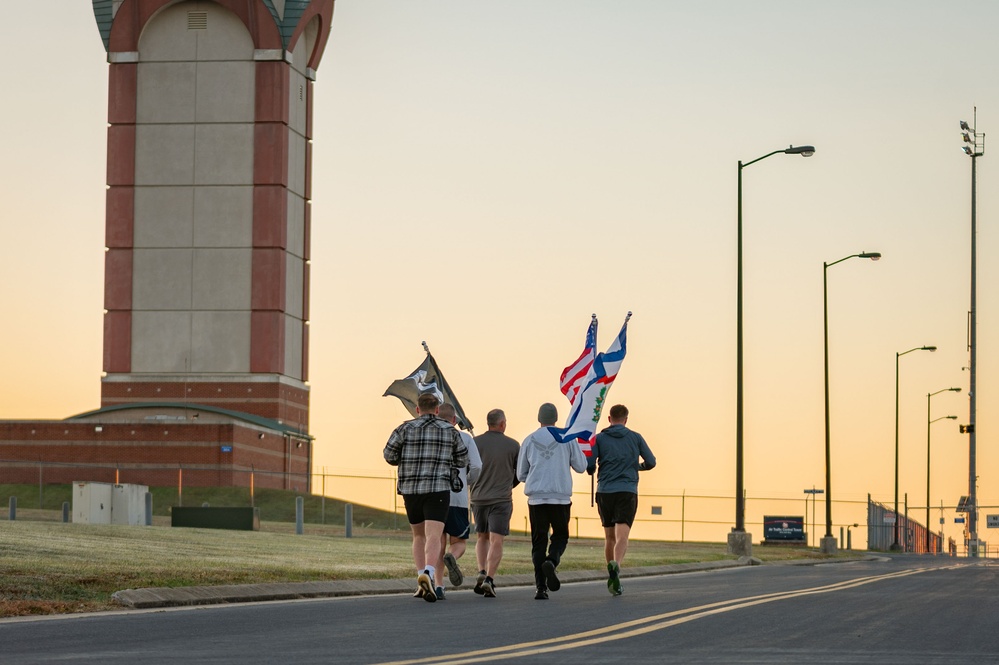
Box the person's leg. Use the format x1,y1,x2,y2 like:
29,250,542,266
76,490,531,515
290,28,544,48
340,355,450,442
423,519,445,576
433,532,447,589
541,504,569,593
528,504,548,589
486,534,505,578
613,523,632,565
448,536,466,561
548,504,571,567
603,525,617,564
411,522,427,571
475,531,489,575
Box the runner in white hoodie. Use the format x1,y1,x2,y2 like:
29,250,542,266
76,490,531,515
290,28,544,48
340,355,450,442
516,402,588,600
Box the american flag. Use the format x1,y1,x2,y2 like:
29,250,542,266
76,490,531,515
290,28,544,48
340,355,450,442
550,313,631,454
559,315,597,404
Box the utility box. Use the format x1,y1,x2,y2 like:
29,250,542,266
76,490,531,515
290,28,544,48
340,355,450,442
171,507,260,531
73,482,113,524
112,484,149,526
73,482,149,525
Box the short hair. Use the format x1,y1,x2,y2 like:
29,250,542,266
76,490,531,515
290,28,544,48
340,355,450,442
438,403,456,421
608,404,629,421
417,393,441,413
486,409,506,428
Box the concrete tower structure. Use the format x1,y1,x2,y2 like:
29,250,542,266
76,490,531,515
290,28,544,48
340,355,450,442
93,0,334,432
0,2,335,492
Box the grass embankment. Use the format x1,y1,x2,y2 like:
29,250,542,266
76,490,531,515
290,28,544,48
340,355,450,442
0,485,841,618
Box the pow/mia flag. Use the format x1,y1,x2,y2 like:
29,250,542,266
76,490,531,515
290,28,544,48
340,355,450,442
383,352,474,431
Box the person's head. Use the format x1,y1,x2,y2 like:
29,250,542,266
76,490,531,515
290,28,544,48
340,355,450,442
608,404,629,425
416,392,441,416
537,402,558,426
486,409,507,432
438,403,457,425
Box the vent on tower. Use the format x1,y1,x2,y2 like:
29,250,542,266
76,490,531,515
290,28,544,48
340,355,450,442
188,11,208,30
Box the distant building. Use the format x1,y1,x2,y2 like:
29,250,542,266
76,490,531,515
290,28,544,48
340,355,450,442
0,1,335,491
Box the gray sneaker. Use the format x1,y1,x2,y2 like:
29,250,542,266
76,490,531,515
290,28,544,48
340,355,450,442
435,586,446,601
444,552,464,587
481,578,496,598
473,570,487,595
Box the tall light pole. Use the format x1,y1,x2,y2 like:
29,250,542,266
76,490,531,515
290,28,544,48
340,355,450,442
893,345,936,551
822,251,881,554
731,144,815,557
926,386,960,554
960,111,984,556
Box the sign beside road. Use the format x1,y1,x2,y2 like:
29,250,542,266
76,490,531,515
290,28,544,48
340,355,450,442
883,514,896,524
955,517,966,524
987,514,999,529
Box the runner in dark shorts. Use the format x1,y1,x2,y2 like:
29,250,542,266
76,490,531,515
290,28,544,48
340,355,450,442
596,492,639,528
588,404,656,596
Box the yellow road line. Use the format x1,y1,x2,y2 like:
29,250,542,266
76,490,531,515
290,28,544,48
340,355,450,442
374,566,947,665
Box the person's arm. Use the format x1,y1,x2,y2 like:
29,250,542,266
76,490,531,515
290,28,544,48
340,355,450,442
465,436,483,486
586,439,599,475
383,426,404,466
638,435,656,471
453,435,469,470
569,439,588,473
511,444,521,488
516,438,531,483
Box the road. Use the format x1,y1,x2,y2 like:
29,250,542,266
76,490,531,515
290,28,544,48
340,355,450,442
2,556,998,664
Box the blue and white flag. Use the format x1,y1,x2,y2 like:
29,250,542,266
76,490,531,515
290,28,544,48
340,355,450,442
550,312,631,452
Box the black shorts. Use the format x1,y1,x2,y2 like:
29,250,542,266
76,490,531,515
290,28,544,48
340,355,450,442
444,506,471,539
403,491,450,525
596,492,638,528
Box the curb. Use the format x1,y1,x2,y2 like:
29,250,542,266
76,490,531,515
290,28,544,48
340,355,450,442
113,558,876,609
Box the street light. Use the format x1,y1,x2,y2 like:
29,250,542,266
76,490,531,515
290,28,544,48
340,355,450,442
731,144,816,557
960,111,984,555
822,251,881,554
927,386,961,554
892,345,937,551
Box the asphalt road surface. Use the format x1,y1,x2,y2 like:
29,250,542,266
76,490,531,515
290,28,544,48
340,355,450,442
3,555,998,664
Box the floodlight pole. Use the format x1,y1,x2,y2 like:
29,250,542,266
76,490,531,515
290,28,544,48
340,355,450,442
960,110,984,556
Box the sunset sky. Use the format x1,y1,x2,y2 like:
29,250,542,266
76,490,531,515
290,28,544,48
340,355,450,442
3,1,998,546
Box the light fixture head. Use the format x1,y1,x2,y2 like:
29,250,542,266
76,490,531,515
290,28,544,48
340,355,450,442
963,146,974,156
960,120,971,131
946,415,958,420
785,145,815,157
859,251,882,260
949,387,962,393
923,345,938,352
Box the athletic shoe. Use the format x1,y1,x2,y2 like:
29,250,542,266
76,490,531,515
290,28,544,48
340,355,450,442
418,570,436,603
607,561,622,596
481,578,496,598
534,587,549,600
444,552,464,587
435,586,446,601
473,570,487,595
542,560,560,592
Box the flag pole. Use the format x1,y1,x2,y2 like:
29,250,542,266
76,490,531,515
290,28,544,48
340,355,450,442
422,340,430,355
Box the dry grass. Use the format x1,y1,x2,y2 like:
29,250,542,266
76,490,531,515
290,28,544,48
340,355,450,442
0,517,841,618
